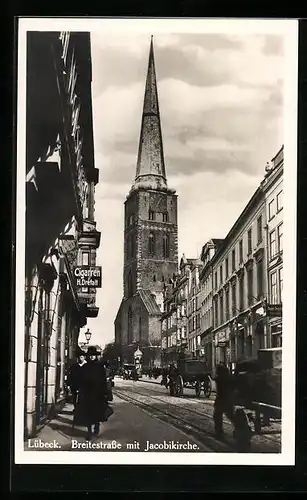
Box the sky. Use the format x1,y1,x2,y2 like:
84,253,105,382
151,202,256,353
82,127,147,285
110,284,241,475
79,29,284,348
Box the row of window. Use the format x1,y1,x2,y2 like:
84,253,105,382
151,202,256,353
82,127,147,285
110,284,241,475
126,211,169,227
188,313,201,333
149,210,169,222
268,190,283,220
214,215,263,290
149,233,170,258
126,233,171,259
213,261,264,327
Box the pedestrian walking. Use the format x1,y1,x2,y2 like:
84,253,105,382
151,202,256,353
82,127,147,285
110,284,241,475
73,346,112,441
213,363,235,440
67,349,87,409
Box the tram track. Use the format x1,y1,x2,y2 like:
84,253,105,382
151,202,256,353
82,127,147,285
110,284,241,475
139,380,281,444
132,383,282,446
115,387,280,453
114,385,281,453
114,387,233,453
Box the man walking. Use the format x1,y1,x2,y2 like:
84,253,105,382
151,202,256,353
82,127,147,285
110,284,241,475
213,363,235,440
74,346,110,440
67,349,87,409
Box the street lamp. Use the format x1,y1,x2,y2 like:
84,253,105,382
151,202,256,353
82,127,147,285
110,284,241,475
85,328,92,344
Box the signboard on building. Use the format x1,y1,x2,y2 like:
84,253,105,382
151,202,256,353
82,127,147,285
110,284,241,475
74,266,102,288
266,304,282,317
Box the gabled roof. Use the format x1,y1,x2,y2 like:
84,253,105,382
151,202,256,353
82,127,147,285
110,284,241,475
139,289,161,316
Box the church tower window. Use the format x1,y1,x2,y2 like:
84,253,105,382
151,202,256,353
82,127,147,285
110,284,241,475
128,270,133,297
128,307,133,344
149,232,156,256
149,210,155,221
163,212,169,222
163,234,170,258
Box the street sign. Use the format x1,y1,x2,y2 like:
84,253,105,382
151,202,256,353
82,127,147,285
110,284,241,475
74,266,102,288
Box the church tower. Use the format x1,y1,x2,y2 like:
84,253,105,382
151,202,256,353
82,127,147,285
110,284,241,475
115,37,178,366
124,36,178,304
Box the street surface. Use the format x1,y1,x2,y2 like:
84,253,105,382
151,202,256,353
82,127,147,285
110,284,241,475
24,376,281,453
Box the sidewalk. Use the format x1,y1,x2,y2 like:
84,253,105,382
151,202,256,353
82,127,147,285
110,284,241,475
24,403,79,450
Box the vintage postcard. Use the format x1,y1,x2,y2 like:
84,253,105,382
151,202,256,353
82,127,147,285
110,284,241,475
15,17,297,466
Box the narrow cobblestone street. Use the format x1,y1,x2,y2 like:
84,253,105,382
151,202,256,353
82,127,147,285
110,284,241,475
24,377,281,454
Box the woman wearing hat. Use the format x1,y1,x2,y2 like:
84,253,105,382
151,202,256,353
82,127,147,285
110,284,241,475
74,346,111,440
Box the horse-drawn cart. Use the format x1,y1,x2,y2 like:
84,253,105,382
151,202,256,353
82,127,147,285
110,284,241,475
168,358,212,398
232,348,282,451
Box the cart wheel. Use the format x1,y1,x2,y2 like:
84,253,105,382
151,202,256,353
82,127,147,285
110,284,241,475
195,381,201,397
203,377,212,398
233,408,252,453
176,375,184,397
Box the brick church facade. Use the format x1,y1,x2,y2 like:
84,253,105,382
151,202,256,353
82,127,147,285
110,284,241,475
114,37,178,368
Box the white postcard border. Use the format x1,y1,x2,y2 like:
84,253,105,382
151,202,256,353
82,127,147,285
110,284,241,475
15,17,298,466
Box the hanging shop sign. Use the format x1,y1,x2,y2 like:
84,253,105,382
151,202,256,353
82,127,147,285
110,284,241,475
74,266,102,288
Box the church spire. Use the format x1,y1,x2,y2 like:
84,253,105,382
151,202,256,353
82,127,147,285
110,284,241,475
132,36,169,193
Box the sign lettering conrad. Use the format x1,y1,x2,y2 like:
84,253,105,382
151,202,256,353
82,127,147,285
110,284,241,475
74,266,102,288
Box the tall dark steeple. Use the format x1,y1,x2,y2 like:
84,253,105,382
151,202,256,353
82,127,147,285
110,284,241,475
131,36,171,194
115,36,178,367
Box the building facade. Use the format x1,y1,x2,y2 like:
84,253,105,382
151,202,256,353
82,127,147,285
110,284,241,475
186,258,203,357
211,146,283,372
24,32,100,438
114,38,178,368
262,146,284,348
199,239,223,375
160,257,191,365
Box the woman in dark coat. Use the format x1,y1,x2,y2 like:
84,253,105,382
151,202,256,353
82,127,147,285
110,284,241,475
74,346,110,440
